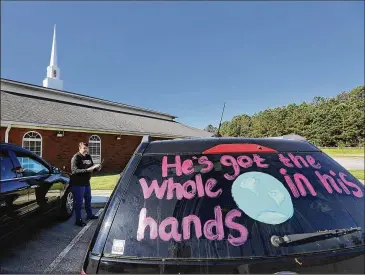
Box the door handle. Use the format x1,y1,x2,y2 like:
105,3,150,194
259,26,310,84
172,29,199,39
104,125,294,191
30,185,40,189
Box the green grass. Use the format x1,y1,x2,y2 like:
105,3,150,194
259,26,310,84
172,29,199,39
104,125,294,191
322,148,364,157
349,170,365,181
90,174,120,190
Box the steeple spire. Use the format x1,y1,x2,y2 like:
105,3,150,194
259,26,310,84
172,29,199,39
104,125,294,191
50,25,57,66
43,24,63,90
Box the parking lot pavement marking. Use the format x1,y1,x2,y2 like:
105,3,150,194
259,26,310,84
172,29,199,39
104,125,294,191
42,208,104,274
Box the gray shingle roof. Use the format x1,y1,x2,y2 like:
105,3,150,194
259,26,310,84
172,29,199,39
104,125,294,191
1,91,212,138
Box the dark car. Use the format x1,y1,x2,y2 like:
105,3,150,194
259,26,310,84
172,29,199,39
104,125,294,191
0,142,74,242
83,137,365,274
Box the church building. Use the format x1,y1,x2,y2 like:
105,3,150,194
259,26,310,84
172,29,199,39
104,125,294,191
0,26,211,173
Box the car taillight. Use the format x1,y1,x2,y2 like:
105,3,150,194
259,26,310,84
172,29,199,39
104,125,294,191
203,143,277,154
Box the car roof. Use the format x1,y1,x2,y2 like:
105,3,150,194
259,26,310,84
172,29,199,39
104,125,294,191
142,137,321,155
0,142,30,153
0,142,52,167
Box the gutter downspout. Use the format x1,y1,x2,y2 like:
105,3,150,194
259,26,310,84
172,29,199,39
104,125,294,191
5,124,12,143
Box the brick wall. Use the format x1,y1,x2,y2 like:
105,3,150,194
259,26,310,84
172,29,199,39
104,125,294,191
0,127,5,142
0,127,170,173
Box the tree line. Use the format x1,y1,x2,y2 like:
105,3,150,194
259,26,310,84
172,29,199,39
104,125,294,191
204,85,364,147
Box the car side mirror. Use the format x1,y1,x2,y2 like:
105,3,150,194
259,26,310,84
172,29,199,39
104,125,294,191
12,166,24,174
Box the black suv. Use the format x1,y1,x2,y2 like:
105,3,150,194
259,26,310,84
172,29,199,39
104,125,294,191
83,137,365,274
0,142,74,242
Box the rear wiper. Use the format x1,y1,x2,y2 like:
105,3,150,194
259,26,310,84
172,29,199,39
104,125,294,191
270,227,361,247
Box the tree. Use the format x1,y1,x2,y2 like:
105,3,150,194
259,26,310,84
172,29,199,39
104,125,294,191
205,85,364,147
219,121,231,137
204,124,218,134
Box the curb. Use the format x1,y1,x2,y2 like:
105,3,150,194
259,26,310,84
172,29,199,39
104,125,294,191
90,202,107,208
82,196,110,208
83,201,107,208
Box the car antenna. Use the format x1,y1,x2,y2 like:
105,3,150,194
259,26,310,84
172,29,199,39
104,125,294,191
214,101,226,137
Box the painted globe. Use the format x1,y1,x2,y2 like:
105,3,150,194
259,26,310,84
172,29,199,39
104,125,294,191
231,171,294,225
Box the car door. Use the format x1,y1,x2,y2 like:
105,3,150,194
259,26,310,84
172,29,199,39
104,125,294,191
0,149,30,238
11,150,59,212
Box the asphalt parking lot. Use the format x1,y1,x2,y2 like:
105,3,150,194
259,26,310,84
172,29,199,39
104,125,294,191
0,208,102,274
0,206,364,274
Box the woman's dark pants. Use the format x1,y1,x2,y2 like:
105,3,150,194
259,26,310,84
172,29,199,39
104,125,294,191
71,185,93,221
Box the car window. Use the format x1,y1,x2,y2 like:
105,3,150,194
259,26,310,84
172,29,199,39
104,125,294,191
104,152,364,260
0,150,17,180
14,151,50,176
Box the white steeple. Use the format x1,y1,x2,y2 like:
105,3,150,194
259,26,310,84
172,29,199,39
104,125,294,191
50,25,57,66
43,25,63,90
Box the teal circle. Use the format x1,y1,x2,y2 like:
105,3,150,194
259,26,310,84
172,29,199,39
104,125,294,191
231,172,294,225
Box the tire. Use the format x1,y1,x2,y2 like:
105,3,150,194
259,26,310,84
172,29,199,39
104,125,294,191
58,187,74,220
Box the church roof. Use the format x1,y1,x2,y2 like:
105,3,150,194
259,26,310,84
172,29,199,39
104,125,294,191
0,80,212,139
2,78,176,119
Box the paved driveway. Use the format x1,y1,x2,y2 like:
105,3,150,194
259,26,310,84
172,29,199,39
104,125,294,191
332,157,364,170
0,208,102,274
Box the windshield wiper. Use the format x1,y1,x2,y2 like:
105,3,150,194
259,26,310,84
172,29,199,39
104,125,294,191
270,227,361,247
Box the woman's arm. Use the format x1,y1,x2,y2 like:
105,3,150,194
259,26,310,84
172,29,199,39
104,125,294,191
71,155,89,174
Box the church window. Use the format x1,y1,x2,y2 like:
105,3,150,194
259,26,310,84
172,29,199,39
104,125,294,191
89,135,101,164
22,131,42,157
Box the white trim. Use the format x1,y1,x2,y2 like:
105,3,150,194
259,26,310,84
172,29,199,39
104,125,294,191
5,124,11,143
22,131,43,157
0,120,206,139
88,135,101,164
42,208,104,274
1,79,176,120
89,135,101,142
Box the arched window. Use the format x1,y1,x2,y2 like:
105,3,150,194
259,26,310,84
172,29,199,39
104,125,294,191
22,131,42,157
89,135,101,164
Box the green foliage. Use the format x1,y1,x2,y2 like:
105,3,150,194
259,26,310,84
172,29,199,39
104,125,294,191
206,86,365,147
349,170,364,181
204,124,218,134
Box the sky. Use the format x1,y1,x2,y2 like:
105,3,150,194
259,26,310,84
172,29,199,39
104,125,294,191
1,1,364,129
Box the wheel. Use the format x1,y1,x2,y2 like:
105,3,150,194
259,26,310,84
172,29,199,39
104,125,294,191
58,187,74,220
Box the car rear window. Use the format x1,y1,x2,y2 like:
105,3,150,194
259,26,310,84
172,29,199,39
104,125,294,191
104,151,365,260
0,150,16,181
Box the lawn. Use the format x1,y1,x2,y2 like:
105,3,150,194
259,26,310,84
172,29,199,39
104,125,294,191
322,147,364,157
90,174,120,190
349,170,365,181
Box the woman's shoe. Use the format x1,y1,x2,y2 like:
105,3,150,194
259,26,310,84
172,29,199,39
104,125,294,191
75,219,87,227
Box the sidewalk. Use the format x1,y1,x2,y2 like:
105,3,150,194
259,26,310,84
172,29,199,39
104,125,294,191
89,190,113,208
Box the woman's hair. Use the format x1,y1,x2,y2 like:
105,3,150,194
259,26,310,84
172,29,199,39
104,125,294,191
79,142,88,148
